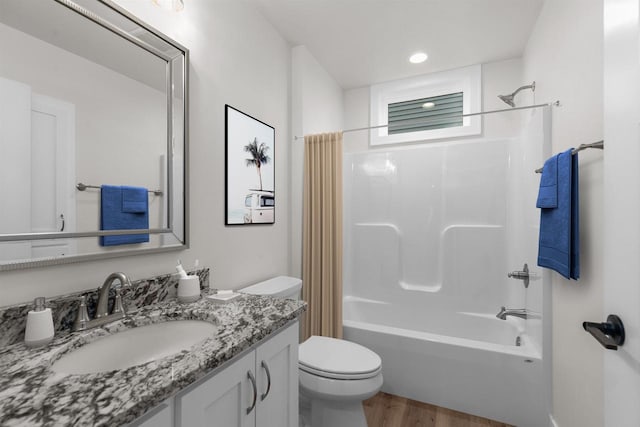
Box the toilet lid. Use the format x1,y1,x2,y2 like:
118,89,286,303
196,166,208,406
298,336,382,380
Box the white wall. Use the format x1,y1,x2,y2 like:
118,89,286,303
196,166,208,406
290,46,343,278
523,1,604,426
0,0,292,305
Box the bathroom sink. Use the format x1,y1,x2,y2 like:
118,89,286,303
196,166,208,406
51,320,217,375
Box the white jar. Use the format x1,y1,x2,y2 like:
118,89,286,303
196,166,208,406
24,297,54,348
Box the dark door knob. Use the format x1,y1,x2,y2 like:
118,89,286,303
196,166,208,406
582,314,625,350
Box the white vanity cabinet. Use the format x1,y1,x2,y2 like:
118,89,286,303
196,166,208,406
176,322,298,427
128,400,174,427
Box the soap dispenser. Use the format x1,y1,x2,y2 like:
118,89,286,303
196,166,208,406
24,297,54,348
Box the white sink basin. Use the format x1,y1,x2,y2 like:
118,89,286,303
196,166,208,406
51,320,217,375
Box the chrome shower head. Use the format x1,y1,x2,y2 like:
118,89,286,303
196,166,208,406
498,94,515,107
498,81,535,107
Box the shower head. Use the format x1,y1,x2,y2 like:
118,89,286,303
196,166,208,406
498,94,515,107
498,81,535,107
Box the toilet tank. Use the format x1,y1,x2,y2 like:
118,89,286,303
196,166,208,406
241,276,302,299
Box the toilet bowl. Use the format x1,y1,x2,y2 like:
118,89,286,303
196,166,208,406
298,335,383,427
241,276,383,427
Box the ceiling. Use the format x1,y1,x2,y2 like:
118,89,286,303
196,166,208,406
248,0,544,89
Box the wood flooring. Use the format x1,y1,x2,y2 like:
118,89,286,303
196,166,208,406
363,392,513,427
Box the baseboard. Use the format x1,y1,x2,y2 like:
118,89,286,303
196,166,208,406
549,414,559,427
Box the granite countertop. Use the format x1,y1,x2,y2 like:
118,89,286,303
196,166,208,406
0,291,306,426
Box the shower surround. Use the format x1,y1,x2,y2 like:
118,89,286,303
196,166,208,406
342,110,551,427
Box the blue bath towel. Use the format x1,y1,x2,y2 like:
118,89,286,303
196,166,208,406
537,149,580,279
100,185,149,246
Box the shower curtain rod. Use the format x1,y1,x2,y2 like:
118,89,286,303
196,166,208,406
294,100,560,141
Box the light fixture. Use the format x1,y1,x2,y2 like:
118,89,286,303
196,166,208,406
409,52,428,64
152,0,184,11
422,102,435,109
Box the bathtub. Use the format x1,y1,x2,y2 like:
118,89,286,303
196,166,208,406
343,297,547,427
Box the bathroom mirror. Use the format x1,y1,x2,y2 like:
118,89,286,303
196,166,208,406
0,0,188,271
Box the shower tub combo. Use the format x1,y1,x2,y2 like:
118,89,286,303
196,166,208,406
343,299,545,426
342,112,550,427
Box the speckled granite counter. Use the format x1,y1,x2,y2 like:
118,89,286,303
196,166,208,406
0,291,305,426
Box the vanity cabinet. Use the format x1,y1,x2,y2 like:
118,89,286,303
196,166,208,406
129,401,174,427
176,322,298,427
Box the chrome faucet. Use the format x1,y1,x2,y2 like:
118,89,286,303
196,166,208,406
73,272,131,331
96,272,131,318
496,306,529,320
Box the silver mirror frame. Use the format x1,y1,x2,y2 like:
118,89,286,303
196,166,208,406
0,0,189,271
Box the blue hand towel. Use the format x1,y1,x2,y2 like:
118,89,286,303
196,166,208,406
122,186,148,213
100,185,149,246
537,149,580,279
536,155,558,208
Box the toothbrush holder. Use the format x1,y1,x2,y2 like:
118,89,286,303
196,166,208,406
178,275,201,303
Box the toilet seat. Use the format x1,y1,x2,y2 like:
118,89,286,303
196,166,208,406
299,336,382,380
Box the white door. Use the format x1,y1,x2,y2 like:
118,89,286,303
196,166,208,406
30,93,76,258
603,0,640,425
177,350,257,427
255,322,299,427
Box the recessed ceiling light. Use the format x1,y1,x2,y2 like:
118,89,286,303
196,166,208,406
409,52,428,64
152,0,184,11
422,102,435,109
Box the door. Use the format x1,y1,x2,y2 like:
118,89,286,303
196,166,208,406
603,0,640,425
176,350,256,427
30,93,76,258
255,322,299,427
0,77,75,261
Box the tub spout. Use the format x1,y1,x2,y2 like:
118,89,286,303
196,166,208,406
496,306,528,320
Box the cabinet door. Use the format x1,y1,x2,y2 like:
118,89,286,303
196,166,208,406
255,322,299,427
177,351,257,427
126,400,173,427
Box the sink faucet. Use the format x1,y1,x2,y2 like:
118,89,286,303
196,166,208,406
496,306,529,320
96,272,131,318
74,272,131,331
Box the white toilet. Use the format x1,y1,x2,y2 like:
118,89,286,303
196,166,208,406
241,276,383,427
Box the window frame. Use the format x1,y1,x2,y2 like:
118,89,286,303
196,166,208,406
369,64,482,146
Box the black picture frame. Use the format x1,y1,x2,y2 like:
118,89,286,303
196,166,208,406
225,105,275,225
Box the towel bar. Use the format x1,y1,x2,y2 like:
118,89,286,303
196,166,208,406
76,182,163,196
534,140,604,173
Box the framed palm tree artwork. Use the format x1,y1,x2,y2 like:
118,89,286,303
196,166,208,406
225,105,275,225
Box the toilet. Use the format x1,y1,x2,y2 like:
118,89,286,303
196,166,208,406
241,276,383,427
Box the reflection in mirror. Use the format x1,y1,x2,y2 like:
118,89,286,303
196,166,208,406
0,0,188,270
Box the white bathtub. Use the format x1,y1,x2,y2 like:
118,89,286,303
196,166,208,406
343,297,547,427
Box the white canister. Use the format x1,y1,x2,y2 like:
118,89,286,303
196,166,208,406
178,275,201,303
24,297,54,348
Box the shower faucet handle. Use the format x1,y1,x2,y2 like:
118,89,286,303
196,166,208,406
507,263,530,288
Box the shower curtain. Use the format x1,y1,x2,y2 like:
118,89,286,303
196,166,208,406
302,132,343,340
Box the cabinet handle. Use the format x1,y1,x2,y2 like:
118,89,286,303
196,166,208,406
247,370,257,415
260,360,271,401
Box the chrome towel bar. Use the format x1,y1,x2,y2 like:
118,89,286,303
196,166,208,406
535,140,604,173
76,182,163,196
